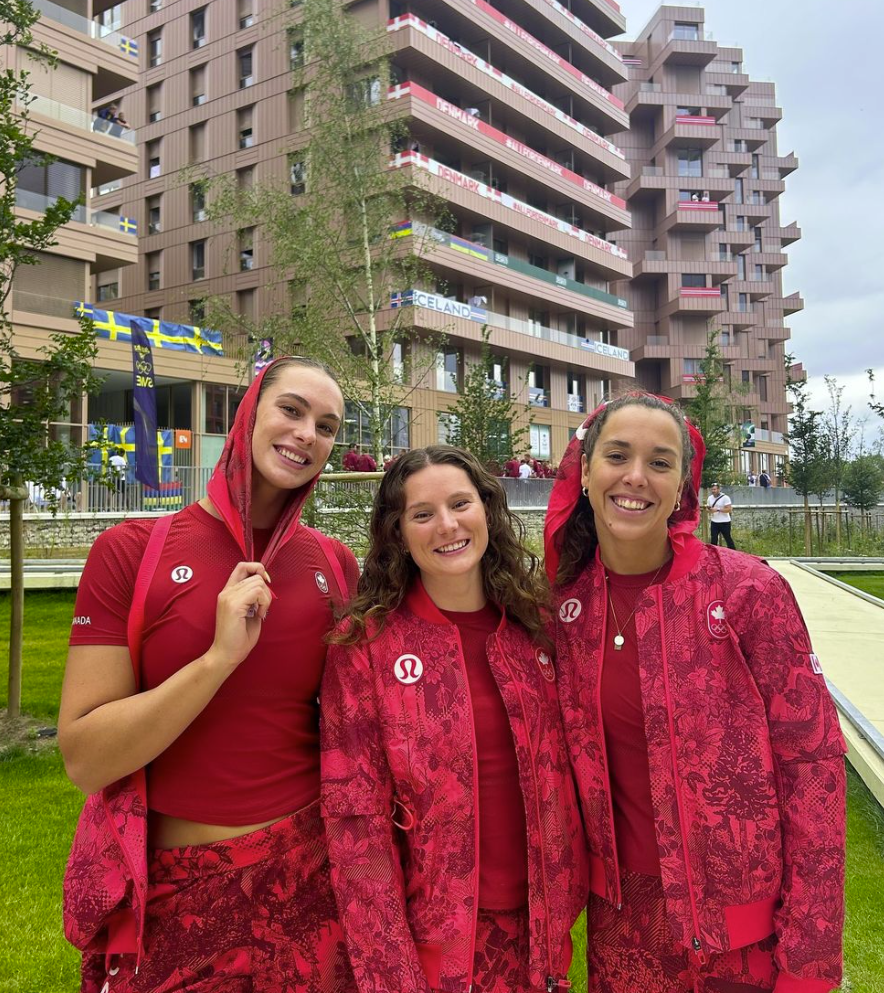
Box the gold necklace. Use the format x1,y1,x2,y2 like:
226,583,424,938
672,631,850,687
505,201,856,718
606,562,666,650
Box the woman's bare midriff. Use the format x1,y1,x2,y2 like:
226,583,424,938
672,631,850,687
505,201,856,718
148,810,291,848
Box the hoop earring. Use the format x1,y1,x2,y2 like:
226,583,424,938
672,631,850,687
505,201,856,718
674,499,681,512
582,486,589,498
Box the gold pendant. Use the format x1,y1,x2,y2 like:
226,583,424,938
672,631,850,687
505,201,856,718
613,634,625,650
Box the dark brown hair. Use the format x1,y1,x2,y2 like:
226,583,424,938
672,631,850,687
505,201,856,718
556,392,695,586
330,445,551,645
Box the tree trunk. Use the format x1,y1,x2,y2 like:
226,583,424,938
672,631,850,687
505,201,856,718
803,495,812,557
835,489,842,550
358,193,384,469
7,482,25,719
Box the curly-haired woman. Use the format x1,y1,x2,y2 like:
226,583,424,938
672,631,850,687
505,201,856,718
321,445,587,993
545,393,846,993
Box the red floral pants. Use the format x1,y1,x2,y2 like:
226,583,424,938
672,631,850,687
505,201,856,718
82,801,353,993
587,872,777,993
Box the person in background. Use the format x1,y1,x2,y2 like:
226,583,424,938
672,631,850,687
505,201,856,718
504,455,521,479
759,469,772,489
747,470,757,487
342,443,360,472
707,481,736,549
518,456,534,480
356,448,377,472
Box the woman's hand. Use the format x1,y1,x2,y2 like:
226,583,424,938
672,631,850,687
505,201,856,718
209,562,273,668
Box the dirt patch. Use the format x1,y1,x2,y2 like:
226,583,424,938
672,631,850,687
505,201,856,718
0,712,59,757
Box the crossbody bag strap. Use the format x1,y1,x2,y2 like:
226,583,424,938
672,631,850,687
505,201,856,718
126,514,174,687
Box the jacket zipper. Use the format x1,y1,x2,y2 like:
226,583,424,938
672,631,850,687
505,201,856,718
597,573,623,910
495,633,561,989
102,790,145,972
451,627,480,992
654,586,706,963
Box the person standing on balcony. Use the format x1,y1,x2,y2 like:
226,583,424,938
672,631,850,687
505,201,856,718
60,357,358,993
707,481,736,548
321,446,586,993
544,392,846,993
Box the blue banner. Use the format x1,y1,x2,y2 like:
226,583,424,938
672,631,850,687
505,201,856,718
131,319,159,490
75,302,224,356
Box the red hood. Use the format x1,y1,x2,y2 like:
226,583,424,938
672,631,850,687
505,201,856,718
205,357,323,567
544,394,706,583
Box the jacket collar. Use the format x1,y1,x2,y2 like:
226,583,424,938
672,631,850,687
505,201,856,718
590,532,704,586
403,576,508,634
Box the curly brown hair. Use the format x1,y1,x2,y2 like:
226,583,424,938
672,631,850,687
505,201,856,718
556,392,696,586
330,445,550,645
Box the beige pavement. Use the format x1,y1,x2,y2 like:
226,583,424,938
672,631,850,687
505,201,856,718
770,560,884,805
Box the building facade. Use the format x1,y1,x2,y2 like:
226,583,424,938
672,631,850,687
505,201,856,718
613,5,802,478
98,0,635,467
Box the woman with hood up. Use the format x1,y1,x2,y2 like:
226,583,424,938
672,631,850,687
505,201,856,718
544,392,846,993
59,357,358,993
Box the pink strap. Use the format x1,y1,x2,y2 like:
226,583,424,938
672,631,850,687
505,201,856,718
126,514,174,687
303,526,349,603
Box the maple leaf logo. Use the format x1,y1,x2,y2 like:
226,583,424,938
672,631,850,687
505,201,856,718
711,605,726,621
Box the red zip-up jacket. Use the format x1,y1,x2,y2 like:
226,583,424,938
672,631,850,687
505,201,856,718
320,580,588,993
554,536,846,993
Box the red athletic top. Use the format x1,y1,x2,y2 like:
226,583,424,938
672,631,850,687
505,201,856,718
70,503,358,824
600,560,672,877
439,603,529,910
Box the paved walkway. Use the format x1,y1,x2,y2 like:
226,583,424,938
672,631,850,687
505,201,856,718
770,560,884,805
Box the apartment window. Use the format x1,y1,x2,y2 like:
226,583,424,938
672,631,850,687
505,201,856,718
290,157,306,195
191,8,206,49
681,274,706,288
736,214,747,231
677,148,702,177
436,348,461,393
528,310,549,331
237,106,254,148
145,307,161,321
149,0,161,10
191,239,206,280
755,264,765,281
528,252,547,271
529,423,551,459
672,22,699,40
741,369,751,383
148,29,162,67
718,243,729,260
392,340,408,384
147,251,161,291
190,122,206,161
237,166,254,190
238,0,253,28
751,154,760,179
736,254,746,279
190,299,206,325
147,140,161,178
239,228,254,270
677,106,701,117
97,281,118,302
738,292,749,312
732,139,748,153
347,76,381,109
437,412,459,444
147,83,162,123
289,30,304,69
731,61,742,74
754,227,763,251
734,178,743,204
237,288,255,318
527,365,549,407
191,183,206,222
146,194,161,234
18,157,84,201
238,47,254,88
758,377,768,402
190,65,207,106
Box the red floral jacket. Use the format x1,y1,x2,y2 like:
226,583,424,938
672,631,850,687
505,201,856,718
554,536,846,993
321,581,588,993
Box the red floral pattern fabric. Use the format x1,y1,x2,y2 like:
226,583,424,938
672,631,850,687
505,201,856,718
554,538,846,990
320,581,587,993
471,907,531,993
80,803,353,993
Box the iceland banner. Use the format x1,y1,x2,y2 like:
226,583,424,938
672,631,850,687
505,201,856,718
131,318,160,490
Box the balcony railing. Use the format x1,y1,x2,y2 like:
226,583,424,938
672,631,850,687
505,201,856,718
640,82,662,92
528,387,549,407
32,0,138,56
15,189,136,235
668,29,714,41
680,287,721,298
642,166,664,176
675,115,717,126
20,95,136,144
646,335,669,345
567,393,585,413
644,250,666,261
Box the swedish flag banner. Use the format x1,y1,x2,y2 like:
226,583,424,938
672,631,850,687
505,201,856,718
75,303,224,356
88,425,174,487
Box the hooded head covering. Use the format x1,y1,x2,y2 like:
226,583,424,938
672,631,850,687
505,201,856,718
205,356,329,567
544,393,706,584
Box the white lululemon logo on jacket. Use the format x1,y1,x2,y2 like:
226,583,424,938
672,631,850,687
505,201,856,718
394,654,423,685
559,598,582,623
171,565,193,584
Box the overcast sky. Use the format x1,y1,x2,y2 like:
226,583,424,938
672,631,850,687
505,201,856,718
619,0,884,443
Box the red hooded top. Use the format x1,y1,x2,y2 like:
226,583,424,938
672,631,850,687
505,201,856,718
544,396,846,993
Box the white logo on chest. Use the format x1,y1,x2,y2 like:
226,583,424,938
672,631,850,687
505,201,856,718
394,654,424,685
536,648,556,682
171,565,193,584
559,598,582,623
314,571,329,594
707,600,728,639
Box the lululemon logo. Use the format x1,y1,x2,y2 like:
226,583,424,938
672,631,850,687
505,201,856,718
536,648,556,682
394,654,423,685
171,565,193,584
559,598,582,623
315,571,329,594
707,601,728,639
809,653,824,675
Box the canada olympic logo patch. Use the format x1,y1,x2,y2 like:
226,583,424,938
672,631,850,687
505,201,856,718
171,565,193,584
707,600,728,639
394,654,423,685
535,648,555,682
314,571,329,594
559,598,582,623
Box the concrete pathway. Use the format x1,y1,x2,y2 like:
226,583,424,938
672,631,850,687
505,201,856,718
770,560,884,805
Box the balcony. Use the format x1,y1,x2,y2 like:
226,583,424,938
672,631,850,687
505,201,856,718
389,288,634,373
769,222,801,245
633,253,736,282
705,70,749,96
651,33,718,70
774,152,798,176
720,225,755,248
781,292,804,316
582,0,627,36
663,199,723,232
387,15,630,179
661,286,725,318
16,188,136,235
390,150,632,280
387,82,630,227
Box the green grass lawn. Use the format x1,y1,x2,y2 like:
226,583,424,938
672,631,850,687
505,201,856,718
2,590,884,991
824,572,884,602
